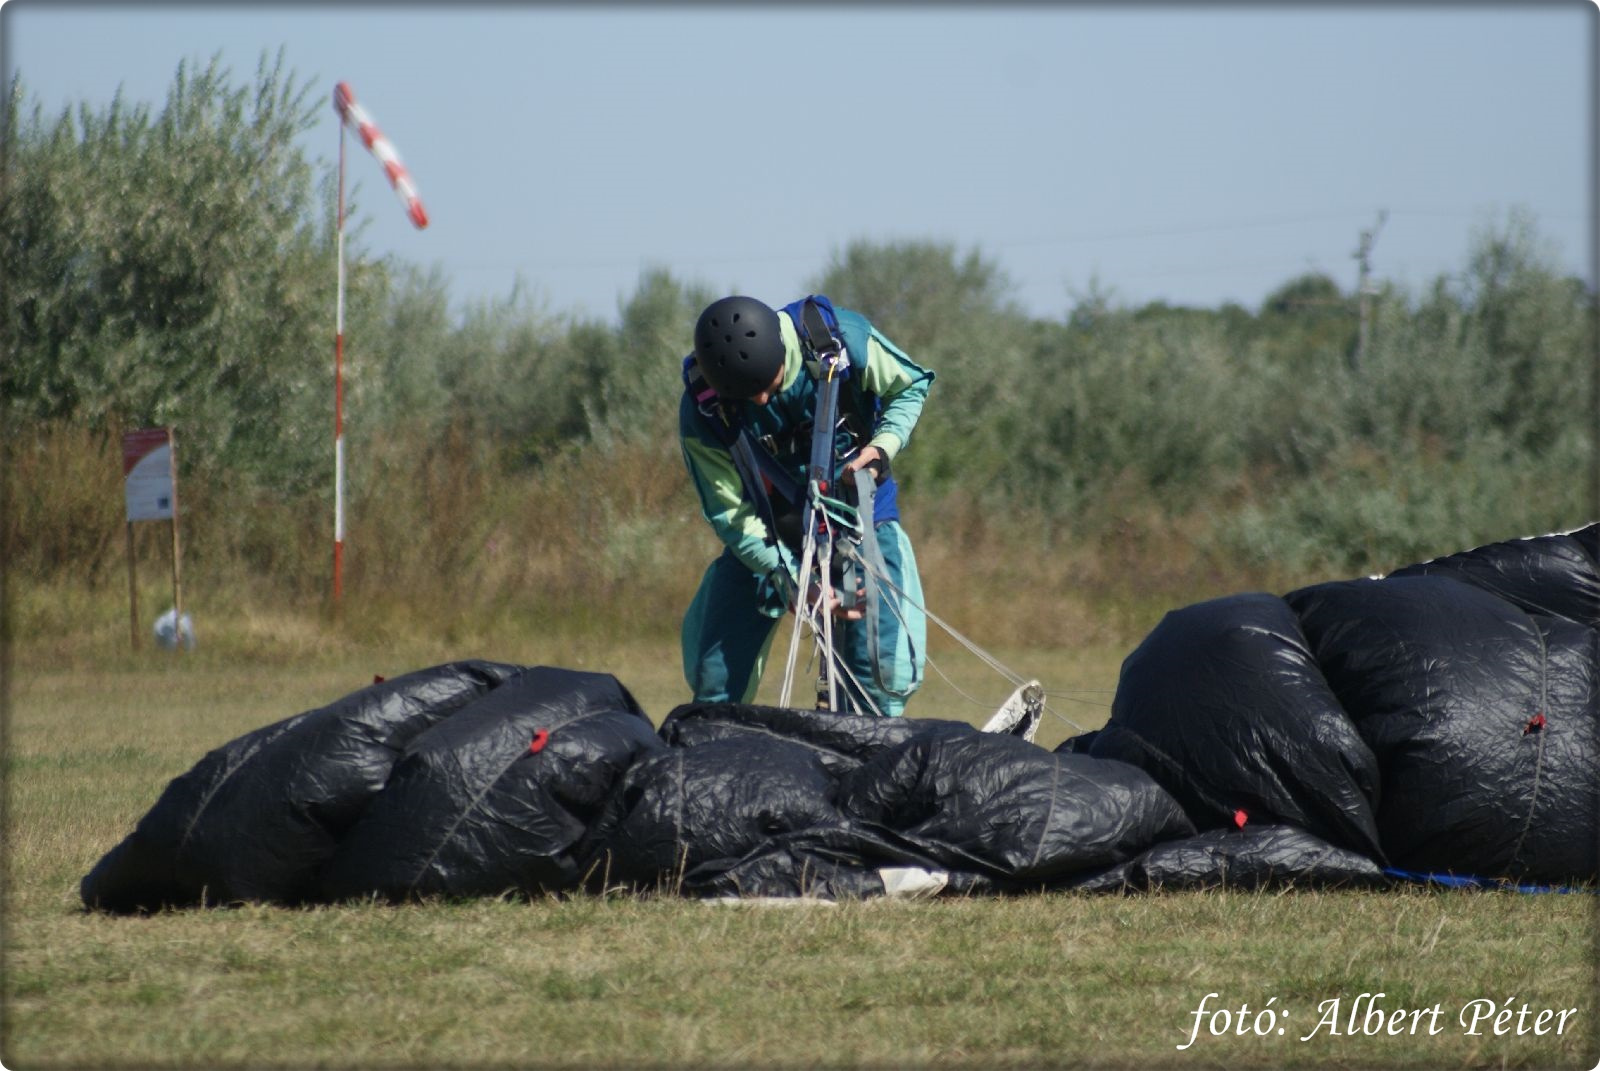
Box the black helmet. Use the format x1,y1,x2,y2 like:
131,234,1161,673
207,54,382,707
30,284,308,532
693,296,785,399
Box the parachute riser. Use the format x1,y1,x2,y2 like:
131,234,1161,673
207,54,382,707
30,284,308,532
794,300,851,713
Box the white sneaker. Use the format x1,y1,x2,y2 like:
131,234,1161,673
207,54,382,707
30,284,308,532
981,680,1044,743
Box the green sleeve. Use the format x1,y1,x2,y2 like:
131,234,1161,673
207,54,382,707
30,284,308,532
859,328,934,460
679,432,798,611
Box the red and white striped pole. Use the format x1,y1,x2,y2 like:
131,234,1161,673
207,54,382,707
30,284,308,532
331,82,428,604
334,108,347,603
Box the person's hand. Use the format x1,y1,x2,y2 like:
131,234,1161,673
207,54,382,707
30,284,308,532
793,578,865,621
842,445,885,478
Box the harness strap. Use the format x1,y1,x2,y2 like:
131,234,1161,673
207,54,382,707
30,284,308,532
729,432,802,552
849,467,919,701
685,353,805,551
799,298,842,360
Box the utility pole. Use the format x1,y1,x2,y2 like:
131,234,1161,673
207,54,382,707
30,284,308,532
1352,209,1387,372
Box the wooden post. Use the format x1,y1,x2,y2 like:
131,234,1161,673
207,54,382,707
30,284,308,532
167,427,184,653
126,521,140,652
121,426,185,653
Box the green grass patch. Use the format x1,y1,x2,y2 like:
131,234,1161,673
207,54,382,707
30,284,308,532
4,643,1595,1069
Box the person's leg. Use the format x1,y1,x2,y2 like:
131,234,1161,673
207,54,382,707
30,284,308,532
681,550,782,703
840,521,926,717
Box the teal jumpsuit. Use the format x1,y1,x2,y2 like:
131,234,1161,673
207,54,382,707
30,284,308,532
678,302,933,716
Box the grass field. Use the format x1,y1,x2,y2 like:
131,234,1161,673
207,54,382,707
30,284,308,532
3,618,1596,1069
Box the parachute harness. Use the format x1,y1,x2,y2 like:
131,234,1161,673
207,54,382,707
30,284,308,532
770,308,1092,732
777,303,857,714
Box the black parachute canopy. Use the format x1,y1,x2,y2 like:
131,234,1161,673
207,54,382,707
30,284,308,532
81,525,1598,909
81,660,521,911
82,664,658,911
1077,523,1597,886
1080,590,1385,860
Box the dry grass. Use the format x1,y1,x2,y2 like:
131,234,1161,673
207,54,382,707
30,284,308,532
5,425,1292,664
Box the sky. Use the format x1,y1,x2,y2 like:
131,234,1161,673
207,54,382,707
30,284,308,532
4,2,1594,324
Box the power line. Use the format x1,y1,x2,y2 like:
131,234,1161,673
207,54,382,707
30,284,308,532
447,206,1570,278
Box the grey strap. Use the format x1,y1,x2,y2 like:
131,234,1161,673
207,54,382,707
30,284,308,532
849,468,918,700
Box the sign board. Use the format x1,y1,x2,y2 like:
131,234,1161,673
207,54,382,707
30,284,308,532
120,426,185,652
123,428,175,522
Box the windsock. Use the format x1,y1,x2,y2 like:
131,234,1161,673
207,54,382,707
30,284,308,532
333,81,429,229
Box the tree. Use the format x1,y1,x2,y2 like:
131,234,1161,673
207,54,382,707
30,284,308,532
2,51,333,490
1456,208,1593,450
809,240,1033,491
811,238,1020,354
591,265,712,445
1254,272,1356,366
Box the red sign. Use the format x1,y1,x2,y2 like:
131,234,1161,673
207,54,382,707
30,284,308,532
122,428,175,521
121,428,170,475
